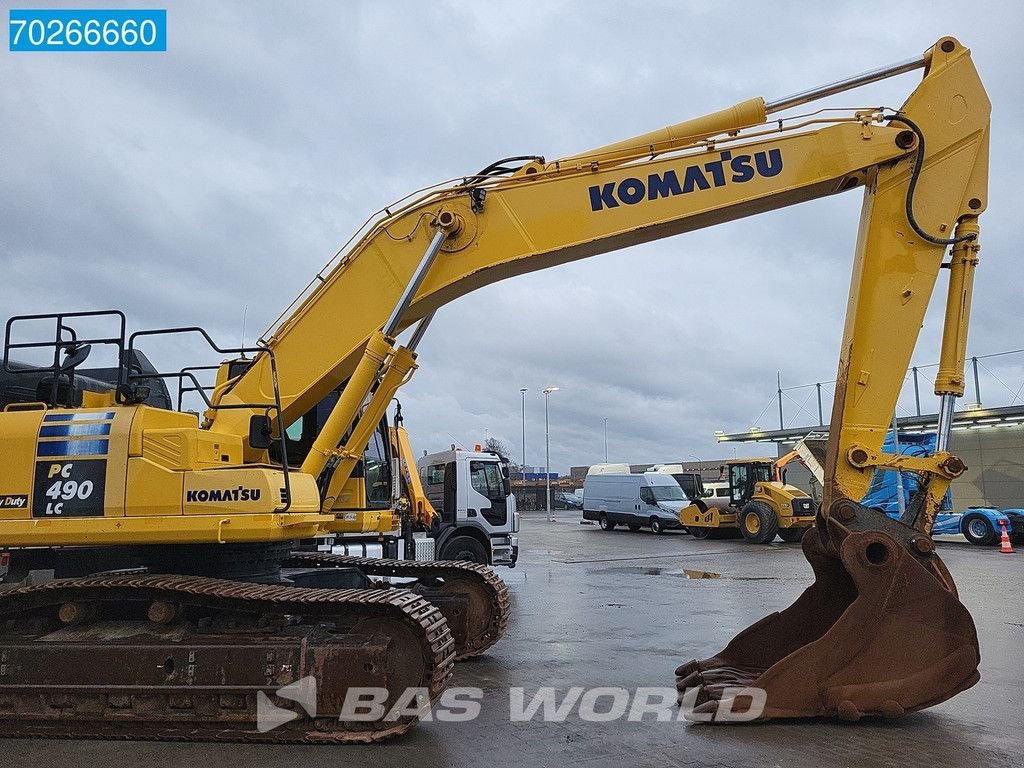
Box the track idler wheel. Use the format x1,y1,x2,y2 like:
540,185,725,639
675,518,980,721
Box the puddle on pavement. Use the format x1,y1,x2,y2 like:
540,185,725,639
595,565,778,581
664,569,778,580
642,567,721,579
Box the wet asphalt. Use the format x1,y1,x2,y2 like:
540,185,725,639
4,514,1022,767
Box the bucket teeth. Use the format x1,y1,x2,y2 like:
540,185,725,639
676,524,980,722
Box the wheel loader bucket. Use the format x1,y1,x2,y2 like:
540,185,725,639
675,521,980,722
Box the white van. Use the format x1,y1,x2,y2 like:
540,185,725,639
582,472,688,534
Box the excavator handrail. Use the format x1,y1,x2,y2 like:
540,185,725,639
124,325,294,513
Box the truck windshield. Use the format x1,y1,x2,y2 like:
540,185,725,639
651,484,686,502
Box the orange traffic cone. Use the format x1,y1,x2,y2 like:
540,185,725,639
999,521,1014,554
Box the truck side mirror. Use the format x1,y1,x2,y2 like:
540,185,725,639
503,477,511,496
248,415,274,450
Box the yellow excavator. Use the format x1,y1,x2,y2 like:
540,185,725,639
0,36,988,737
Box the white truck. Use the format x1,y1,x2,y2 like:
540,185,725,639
417,447,520,566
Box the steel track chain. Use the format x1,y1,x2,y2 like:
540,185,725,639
0,573,456,743
285,551,511,659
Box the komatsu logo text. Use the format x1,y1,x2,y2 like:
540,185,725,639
187,487,262,503
588,149,783,212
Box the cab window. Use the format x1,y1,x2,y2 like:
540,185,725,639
730,464,748,501
470,461,505,501
427,463,445,486
285,419,304,441
364,425,391,506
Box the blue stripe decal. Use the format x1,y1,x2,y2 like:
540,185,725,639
39,423,113,438
43,412,115,422
36,439,109,457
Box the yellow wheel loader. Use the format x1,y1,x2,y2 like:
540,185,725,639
0,36,990,737
681,454,815,543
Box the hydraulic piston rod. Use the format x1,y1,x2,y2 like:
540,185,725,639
383,229,446,338
407,311,436,353
766,55,926,114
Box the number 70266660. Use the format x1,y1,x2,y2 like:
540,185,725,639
9,9,166,52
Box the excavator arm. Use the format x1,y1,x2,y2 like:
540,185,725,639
202,37,988,720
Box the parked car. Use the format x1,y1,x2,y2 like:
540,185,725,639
556,491,583,509
582,472,688,534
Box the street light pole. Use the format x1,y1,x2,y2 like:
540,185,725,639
688,454,703,473
603,418,608,463
543,386,559,522
520,388,527,485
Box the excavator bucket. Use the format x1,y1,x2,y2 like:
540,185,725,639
675,508,980,722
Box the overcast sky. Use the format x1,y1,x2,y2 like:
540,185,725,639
3,1,1023,473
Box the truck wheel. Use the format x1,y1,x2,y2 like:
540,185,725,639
778,527,807,543
962,515,996,546
740,501,779,544
627,523,641,532
439,536,489,564
649,517,664,535
598,514,616,531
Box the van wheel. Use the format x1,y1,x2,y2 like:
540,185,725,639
740,501,779,544
649,518,664,535
777,526,807,543
598,514,616,531
627,523,641,532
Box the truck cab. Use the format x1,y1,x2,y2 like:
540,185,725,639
418,448,519,566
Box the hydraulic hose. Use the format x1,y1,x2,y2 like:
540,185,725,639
885,114,978,246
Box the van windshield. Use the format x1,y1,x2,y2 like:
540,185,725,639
651,484,686,502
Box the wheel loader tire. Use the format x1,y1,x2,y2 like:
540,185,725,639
439,536,489,564
598,514,616,531
777,526,807,543
740,501,779,544
689,525,711,540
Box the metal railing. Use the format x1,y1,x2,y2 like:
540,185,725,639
745,348,1024,432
